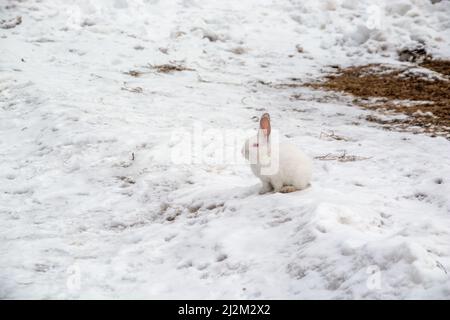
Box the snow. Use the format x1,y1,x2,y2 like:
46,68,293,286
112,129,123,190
1,0,450,299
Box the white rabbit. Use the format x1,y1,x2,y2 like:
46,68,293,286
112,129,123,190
242,113,312,194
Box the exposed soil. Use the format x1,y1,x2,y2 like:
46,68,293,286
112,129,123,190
124,63,195,78
420,59,450,76
148,63,194,74
307,61,450,139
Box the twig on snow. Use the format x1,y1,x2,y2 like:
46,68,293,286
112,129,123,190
314,150,371,162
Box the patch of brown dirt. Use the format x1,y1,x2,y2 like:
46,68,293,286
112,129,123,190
124,70,147,77
307,61,450,139
123,63,195,78
149,63,194,74
420,59,450,76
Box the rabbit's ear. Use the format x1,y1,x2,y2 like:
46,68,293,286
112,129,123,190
259,113,271,138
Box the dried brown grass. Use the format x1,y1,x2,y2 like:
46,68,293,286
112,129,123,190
306,61,450,139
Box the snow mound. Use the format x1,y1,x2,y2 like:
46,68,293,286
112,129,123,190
290,0,450,63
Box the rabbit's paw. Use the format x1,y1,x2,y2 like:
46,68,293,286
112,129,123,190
280,186,297,193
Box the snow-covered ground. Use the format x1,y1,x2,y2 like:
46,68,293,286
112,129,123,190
1,0,450,299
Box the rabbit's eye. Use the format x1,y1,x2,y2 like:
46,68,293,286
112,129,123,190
252,143,259,147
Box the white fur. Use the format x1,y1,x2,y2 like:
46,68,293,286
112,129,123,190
242,138,312,194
